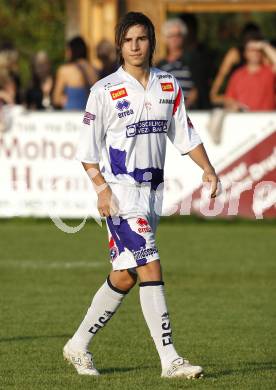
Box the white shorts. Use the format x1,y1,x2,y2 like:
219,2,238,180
105,182,162,271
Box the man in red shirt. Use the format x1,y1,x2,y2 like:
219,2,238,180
225,38,276,111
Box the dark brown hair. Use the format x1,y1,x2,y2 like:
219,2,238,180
67,36,88,62
115,12,156,66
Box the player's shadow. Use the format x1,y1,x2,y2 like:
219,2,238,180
206,361,276,379
0,334,70,343
100,365,154,374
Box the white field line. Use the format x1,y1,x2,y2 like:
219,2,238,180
0,260,105,269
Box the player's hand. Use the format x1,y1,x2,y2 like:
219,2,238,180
97,185,119,217
202,167,220,198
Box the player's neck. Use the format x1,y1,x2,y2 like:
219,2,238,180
123,63,150,89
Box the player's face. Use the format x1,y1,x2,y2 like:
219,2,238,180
121,24,150,67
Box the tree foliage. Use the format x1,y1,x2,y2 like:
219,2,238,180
0,0,65,85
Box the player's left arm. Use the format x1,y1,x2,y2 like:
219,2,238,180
168,79,220,198
187,143,220,198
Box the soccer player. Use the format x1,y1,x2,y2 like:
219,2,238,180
63,12,219,379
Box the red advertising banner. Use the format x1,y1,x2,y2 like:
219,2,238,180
181,131,276,219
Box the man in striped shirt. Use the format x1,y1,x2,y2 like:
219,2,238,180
157,18,198,109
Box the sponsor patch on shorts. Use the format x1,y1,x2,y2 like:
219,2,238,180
136,217,151,233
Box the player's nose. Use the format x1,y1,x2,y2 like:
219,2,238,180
131,39,139,51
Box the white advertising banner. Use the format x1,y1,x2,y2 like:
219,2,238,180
0,107,275,218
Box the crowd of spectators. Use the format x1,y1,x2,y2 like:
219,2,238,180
0,17,276,113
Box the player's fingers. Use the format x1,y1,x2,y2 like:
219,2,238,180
102,205,111,217
98,207,104,217
210,177,218,198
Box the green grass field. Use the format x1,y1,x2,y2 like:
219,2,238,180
0,217,276,389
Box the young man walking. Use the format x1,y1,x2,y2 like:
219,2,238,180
63,12,219,379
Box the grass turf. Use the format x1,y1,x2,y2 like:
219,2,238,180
0,217,275,389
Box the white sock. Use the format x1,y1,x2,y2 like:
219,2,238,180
139,281,180,369
69,275,128,351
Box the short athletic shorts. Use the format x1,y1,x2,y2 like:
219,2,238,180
105,182,163,272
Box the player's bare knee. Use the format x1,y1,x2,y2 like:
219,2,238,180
109,270,136,292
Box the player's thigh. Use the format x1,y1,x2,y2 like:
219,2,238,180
136,259,163,282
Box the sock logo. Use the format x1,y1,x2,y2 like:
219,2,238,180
161,312,173,346
88,310,115,334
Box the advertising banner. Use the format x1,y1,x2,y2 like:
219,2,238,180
0,108,275,219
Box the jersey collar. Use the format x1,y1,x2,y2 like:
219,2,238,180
117,65,156,91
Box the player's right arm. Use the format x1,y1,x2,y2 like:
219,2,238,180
81,162,117,217
75,86,117,217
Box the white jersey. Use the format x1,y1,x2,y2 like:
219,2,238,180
76,66,202,190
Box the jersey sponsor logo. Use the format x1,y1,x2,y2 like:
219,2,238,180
132,246,158,261
104,82,112,90
115,99,134,118
110,87,128,100
157,74,172,79
159,98,175,104
136,217,151,233
104,81,123,90
126,120,168,137
116,99,130,111
161,82,174,92
83,111,96,125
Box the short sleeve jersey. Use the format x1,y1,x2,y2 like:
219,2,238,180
76,66,202,190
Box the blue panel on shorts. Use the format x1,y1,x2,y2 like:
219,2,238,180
106,216,147,265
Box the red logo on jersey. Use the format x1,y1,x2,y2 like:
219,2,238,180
136,218,151,233
161,82,174,92
110,88,128,100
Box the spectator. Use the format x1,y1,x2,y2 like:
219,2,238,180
210,22,262,106
156,18,198,109
0,53,15,105
0,42,22,104
96,39,118,79
53,36,97,110
224,38,276,111
25,51,54,110
179,13,214,109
